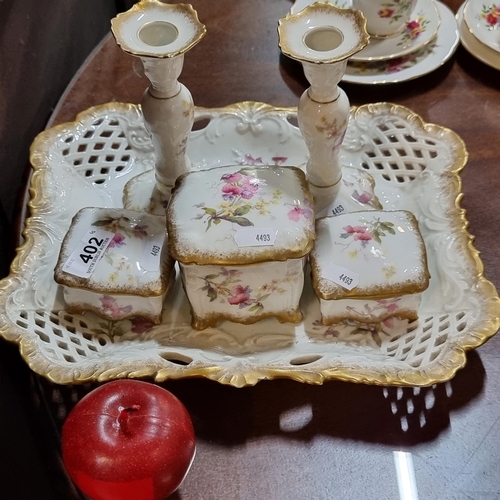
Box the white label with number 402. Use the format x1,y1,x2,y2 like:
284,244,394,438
322,263,359,291
234,227,278,247
62,228,115,278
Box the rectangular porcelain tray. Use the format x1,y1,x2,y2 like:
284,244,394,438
1,101,498,387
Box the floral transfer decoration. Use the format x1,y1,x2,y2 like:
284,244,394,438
378,0,414,23
194,168,283,230
198,267,297,314
347,41,436,75
398,15,430,46
92,215,149,240
316,116,348,150
91,316,156,338
99,295,133,319
312,315,397,347
90,215,155,286
336,216,396,253
234,153,289,166
287,204,314,222
480,4,500,28
342,178,380,209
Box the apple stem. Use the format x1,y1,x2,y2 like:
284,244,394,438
117,404,141,433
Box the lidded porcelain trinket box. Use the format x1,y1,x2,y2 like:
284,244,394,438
166,165,315,330
310,210,430,325
54,207,174,324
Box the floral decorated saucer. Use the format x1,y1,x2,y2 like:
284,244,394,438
291,0,440,61
343,1,459,84
291,0,350,13
350,0,441,61
458,2,500,70
463,0,500,52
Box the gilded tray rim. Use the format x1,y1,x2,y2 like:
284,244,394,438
0,101,499,387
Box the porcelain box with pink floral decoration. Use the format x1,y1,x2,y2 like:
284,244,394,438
54,207,175,324
166,165,316,330
310,210,430,326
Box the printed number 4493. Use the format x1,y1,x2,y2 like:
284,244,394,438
338,273,353,286
256,233,271,242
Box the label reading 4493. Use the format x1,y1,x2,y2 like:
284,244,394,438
322,264,359,291
331,204,345,216
62,228,115,278
234,227,278,247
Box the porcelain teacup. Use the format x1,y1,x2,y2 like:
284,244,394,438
352,0,417,37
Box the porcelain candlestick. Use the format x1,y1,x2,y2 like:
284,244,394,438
278,3,369,214
111,0,206,200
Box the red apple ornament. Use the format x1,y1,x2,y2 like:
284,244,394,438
62,380,196,500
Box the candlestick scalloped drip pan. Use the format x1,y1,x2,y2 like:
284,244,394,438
1,101,498,387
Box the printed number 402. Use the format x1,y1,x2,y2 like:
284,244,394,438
79,237,104,263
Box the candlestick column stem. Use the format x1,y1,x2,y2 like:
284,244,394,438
298,60,349,191
141,55,194,195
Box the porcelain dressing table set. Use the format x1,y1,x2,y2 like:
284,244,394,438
0,0,498,388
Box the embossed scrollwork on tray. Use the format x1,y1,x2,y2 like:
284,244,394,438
0,101,498,387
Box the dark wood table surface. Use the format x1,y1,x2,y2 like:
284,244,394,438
24,0,500,498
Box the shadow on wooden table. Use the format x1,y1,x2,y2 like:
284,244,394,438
37,348,485,451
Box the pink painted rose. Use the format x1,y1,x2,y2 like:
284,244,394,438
108,232,125,248
221,172,242,183
227,285,251,306
486,11,500,25
240,178,259,199
271,156,288,165
99,295,133,318
343,224,371,240
378,8,394,18
386,302,399,313
383,317,395,329
221,183,244,199
354,231,372,241
352,190,373,205
378,299,400,315
242,154,263,166
131,317,155,334
405,20,423,39
287,206,314,222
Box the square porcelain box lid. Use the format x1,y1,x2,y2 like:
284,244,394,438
167,165,316,265
311,210,430,300
54,207,172,297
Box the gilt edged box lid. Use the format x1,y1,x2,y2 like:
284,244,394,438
54,207,172,297
167,165,315,265
310,210,430,300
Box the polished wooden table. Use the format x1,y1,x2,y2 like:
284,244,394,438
28,0,500,498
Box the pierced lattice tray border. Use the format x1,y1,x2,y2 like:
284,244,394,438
1,101,498,387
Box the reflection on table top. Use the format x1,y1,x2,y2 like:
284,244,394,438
34,0,500,498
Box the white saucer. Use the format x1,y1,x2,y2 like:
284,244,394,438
351,0,441,62
291,0,440,61
463,0,500,53
458,2,500,70
343,1,459,84
291,0,349,13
